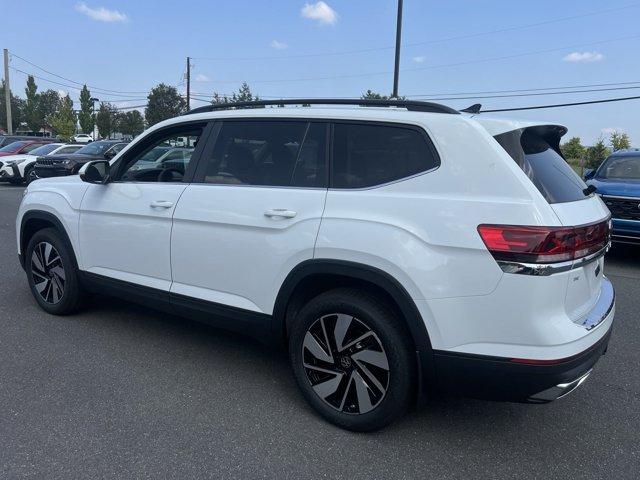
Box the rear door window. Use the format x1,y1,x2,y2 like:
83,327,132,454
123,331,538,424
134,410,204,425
201,120,327,187
331,122,439,188
495,128,587,204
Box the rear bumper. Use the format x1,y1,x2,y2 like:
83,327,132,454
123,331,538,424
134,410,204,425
430,277,615,402
432,324,612,402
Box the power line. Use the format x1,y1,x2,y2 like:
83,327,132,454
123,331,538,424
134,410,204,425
10,67,149,99
482,95,640,112
192,2,640,61
10,53,152,95
189,34,640,84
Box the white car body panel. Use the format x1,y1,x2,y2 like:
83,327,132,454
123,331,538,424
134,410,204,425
16,106,613,364
171,184,327,314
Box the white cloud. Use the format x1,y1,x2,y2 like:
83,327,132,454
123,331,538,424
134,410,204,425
195,73,211,82
412,56,425,64
75,2,128,22
270,39,288,50
301,1,338,25
58,90,68,97
563,51,604,63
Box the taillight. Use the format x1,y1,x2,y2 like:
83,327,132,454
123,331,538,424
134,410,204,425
478,219,610,264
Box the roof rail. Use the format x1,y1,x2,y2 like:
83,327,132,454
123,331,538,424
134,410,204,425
184,98,459,115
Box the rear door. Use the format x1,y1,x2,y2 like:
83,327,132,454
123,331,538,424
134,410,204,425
78,122,209,291
170,119,328,315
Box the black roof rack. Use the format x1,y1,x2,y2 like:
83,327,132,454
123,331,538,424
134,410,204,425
185,98,459,115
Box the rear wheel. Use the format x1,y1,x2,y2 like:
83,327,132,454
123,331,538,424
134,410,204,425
25,228,83,315
289,288,415,431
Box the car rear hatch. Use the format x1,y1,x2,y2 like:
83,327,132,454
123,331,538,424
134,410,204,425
481,121,611,327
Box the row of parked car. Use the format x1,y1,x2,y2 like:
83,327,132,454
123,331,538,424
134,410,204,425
0,137,128,185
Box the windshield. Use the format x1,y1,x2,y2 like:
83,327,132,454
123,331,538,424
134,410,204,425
30,144,61,156
596,156,640,180
0,141,28,152
75,141,114,155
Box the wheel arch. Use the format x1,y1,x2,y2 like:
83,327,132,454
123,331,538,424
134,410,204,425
272,259,436,399
19,210,78,271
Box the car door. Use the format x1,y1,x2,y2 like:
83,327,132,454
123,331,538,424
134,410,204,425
171,119,328,316
78,121,210,291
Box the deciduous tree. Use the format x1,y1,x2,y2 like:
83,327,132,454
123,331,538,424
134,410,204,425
585,138,611,169
561,137,585,160
95,102,118,139
0,80,24,132
117,110,145,138
609,131,630,151
145,84,186,126
24,75,40,133
78,85,94,134
49,95,77,141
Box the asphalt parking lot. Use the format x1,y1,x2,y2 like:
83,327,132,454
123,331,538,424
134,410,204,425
0,183,638,479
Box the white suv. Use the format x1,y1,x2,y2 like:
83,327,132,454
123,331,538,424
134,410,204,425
16,99,614,431
73,133,93,144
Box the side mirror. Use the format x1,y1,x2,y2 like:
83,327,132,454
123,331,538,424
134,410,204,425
80,160,110,184
104,149,117,159
583,168,595,180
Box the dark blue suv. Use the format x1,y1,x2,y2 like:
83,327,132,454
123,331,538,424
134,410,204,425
586,149,640,244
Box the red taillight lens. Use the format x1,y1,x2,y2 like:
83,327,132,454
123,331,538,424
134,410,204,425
478,220,609,264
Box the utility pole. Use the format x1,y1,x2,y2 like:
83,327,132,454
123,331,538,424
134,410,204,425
3,49,13,134
392,0,403,98
186,56,191,111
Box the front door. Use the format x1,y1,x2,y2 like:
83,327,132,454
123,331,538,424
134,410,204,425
78,122,209,291
171,119,328,315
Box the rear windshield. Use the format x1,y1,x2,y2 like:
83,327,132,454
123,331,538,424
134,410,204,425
494,128,587,204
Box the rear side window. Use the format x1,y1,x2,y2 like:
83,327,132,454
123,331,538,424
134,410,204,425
495,128,587,204
203,121,327,187
332,123,439,188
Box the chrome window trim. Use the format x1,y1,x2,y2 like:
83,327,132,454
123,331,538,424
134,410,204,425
496,243,610,276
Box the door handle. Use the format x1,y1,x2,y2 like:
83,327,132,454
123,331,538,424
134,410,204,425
264,208,297,219
150,200,174,209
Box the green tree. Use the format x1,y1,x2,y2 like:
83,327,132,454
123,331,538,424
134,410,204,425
609,130,630,151
211,82,260,105
361,90,406,100
24,75,40,133
145,83,186,126
116,110,145,138
585,138,611,169
561,137,585,160
49,95,77,141
78,85,94,134
95,102,118,139
0,80,24,132
38,89,61,131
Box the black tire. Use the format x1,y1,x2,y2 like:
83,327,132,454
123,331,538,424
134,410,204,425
25,228,83,315
24,165,36,185
289,288,415,432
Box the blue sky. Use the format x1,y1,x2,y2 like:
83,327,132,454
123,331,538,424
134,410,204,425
2,0,639,144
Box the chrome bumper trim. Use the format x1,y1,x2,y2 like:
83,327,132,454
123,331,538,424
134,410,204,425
574,276,615,330
528,369,592,402
497,243,610,276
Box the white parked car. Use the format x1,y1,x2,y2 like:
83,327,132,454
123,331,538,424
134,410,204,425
0,143,83,185
15,99,614,431
73,133,93,144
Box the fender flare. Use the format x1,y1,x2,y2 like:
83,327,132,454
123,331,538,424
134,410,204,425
272,259,436,395
19,210,78,270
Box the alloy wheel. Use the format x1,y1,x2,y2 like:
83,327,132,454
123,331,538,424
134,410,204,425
302,313,390,415
30,241,66,304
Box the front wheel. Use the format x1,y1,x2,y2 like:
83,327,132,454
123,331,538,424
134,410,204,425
24,165,37,185
25,228,84,315
289,288,415,432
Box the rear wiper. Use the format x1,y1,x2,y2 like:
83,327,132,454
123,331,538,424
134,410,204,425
583,184,597,196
